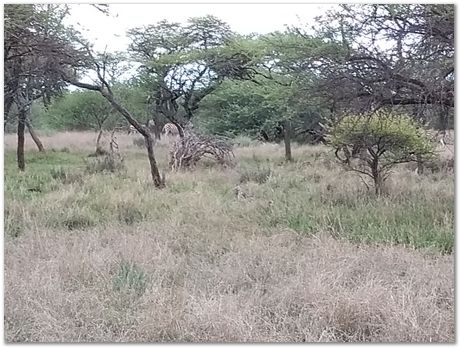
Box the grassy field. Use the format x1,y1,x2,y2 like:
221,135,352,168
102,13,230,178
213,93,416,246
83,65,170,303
4,131,454,342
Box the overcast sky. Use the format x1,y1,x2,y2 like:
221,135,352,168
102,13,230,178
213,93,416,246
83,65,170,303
65,3,337,52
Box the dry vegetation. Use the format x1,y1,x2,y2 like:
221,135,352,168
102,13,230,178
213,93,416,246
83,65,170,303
4,131,454,343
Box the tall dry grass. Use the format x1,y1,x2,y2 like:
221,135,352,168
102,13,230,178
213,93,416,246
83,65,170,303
4,131,454,342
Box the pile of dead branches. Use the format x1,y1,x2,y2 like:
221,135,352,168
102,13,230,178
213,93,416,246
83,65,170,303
169,131,235,170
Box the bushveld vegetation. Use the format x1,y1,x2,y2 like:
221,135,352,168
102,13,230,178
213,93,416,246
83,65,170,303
4,3,454,343
4,132,454,342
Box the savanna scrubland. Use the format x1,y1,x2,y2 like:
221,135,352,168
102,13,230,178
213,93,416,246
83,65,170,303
4,131,454,342
4,3,454,343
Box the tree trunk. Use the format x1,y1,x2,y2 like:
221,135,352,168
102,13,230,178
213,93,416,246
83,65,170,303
154,127,161,140
173,121,184,138
439,104,449,131
63,78,165,188
17,108,27,171
284,120,293,162
99,89,165,188
25,119,45,152
95,129,105,155
371,156,382,195
145,133,165,188
4,97,14,131
416,154,424,175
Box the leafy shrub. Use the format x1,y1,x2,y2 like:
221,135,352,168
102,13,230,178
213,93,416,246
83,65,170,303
423,158,454,174
327,110,435,195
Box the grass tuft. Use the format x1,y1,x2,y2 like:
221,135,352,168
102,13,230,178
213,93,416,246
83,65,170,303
113,260,147,297
85,153,126,174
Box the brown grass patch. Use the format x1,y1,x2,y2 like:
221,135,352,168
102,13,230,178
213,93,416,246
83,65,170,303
5,225,453,342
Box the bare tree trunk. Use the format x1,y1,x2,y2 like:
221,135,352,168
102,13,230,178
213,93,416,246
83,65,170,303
99,90,165,188
25,119,45,152
63,78,165,188
439,104,449,131
145,133,165,187
17,108,27,171
416,154,424,175
284,120,293,162
4,97,14,131
95,129,105,155
154,126,162,140
371,156,382,195
172,120,184,138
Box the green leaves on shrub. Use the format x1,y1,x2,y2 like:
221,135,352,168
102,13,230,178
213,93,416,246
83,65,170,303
327,110,435,194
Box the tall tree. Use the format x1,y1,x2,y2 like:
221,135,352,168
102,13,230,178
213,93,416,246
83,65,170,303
308,4,454,120
60,47,165,187
128,16,258,137
4,4,86,169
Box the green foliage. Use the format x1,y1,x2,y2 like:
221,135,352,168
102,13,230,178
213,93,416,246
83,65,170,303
41,83,150,131
196,80,276,137
327,110,435,194
194,31,334,140
329,111,434,160
111,82,151,124
44,90,114,130
113,260,147,297
196,79,301,139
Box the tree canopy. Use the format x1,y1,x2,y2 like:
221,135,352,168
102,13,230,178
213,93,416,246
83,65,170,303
4,4,454,177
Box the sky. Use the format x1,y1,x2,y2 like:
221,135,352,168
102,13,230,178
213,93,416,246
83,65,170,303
65,3,337,52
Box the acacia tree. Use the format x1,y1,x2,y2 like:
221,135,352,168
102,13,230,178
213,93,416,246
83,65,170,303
328,110,434,195
235,32,340,160
128,16,260,137
4,4,86,170
308,4,454,120
5,4,165,187
60,47,165,187
46,90,116,154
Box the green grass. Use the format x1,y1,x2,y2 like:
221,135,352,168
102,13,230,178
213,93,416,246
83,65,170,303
4,139,455,343
113,260,148,295
4,150,85,199
251,175,454,253
4,146,454,253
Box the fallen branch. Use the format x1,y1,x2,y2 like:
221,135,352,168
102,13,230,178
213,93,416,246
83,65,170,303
169,131,235,170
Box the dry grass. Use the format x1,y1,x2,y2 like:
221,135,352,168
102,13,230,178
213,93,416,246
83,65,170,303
4,131,455,343
3,130,174,155
5,227,454,342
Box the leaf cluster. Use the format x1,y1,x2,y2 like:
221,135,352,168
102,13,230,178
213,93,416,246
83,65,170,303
328,110,435,164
